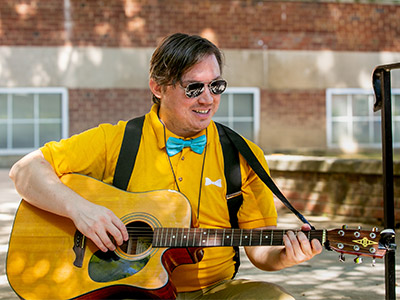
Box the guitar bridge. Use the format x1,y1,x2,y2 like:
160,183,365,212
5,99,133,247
73,230,86,268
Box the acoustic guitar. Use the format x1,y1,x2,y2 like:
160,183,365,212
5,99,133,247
6,173,388,299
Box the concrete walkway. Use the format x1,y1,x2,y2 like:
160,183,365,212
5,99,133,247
0,168,399,299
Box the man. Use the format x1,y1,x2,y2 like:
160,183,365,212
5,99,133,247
10,33,322,299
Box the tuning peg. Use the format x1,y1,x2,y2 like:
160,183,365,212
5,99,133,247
372,227,379,232
357,226,362,230
354,256,363,264
342,225,348,230
372,258,376,267
339,253,345,262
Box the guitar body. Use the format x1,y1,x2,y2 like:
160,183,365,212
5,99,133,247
7,174,202,300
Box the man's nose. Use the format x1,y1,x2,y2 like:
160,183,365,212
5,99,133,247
198,86,214,104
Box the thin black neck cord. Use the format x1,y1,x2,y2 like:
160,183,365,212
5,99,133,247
162,123,181,192
196,129,207,220
162,124,207,220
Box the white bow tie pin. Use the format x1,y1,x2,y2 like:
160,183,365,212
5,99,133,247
205,177,222,188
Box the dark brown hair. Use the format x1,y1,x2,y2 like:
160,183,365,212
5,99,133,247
149,33,224,104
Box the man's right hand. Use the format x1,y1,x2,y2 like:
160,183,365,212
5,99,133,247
70,200,129,252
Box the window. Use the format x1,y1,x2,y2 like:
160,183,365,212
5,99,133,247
213,87,260,143
0,88,68,155
326,88,400,150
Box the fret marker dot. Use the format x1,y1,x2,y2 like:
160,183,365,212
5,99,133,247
184,236,187,238
227,235,230,238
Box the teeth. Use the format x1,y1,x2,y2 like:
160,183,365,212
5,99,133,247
195,110,209,114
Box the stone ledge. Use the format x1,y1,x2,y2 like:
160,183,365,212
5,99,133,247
266,154,400,176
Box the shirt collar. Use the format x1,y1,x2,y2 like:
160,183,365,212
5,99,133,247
148,104,211,151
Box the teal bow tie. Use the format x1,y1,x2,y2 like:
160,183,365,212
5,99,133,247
166,135,207,156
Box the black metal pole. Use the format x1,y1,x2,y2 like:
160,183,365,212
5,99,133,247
380,69,396,300
372,63,400,300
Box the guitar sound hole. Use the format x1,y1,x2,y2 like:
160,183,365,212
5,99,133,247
119,221,153,255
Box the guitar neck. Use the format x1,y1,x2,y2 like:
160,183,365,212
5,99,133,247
153,228,326,248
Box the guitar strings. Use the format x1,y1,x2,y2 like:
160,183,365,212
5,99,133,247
119,228,373,252
122,230,360,247
125,228,324,233
125,228,325,234
122,228,326,241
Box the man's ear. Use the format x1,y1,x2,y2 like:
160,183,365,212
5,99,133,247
149,78,163,99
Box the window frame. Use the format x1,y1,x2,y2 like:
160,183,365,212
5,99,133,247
213,87,260,144
326,88,400,149
0,87,69,155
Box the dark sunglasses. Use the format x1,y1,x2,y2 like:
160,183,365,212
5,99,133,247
180,79,227,98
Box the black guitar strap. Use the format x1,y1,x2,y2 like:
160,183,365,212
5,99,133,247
215,122,243,277
215,123,315,230
113,115,145,190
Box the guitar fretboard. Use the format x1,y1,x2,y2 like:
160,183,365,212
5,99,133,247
152,228,326,248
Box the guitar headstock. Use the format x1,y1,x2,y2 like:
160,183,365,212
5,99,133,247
325,226,390,260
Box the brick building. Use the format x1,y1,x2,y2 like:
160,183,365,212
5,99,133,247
1,0,400,166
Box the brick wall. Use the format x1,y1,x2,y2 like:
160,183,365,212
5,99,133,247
68,88,153,134
1,1,399,51
260,90,327,150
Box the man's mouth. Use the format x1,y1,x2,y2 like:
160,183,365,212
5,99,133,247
194,109,210,114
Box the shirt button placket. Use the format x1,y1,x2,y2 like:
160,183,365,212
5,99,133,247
176,149,186,183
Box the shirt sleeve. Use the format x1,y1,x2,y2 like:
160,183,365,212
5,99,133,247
40,122,126,183
237,140,278,229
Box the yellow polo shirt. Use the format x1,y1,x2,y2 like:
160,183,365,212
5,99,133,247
41,104,277,292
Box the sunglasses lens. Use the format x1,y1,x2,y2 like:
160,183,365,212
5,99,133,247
183,79,227,98
185,82,205,98
210,80,227,95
